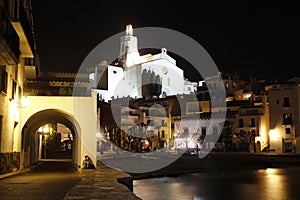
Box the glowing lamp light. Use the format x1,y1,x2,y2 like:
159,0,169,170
20,96,30,107
43,126,50,133
269,129,280,139
244,93,252,99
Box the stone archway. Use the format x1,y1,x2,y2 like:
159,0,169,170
21,109,81,168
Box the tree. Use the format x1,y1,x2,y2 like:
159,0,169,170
153,75,162,98
45,124,61,158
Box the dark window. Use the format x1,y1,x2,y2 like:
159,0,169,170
286,128,291,134
11,80,17,100
283,97,290,107
284,142,293,152
250,118,255,127
161,130,165,138
239,119,244,128
201,127,206,136
276,99,280,105
0,67,8,95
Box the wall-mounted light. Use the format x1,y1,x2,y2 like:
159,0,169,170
20,96,30,108
11,96,30,109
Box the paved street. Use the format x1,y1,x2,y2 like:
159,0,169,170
0,159,81,200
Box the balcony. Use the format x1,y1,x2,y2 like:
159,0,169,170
24,57,38,79
0,7,20,65
5,0,34,58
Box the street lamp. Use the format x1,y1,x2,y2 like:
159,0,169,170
38,125,50,159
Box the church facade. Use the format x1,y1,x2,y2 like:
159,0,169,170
90,25,187,102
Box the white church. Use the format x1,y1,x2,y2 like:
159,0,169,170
90,24,196,102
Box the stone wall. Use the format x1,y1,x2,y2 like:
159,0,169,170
0,152,20,174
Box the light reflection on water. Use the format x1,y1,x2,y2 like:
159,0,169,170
133,167,300,200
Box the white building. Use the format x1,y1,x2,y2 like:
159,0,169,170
267,82,300,153
90,24,187,102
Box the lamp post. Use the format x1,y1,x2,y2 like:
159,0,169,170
38,126,50,159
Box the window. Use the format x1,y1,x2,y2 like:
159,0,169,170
0,67,8,95
283,114,292,125
283,97,290,107
250,118,255,127
161,130,165,138
286,128,291,134
276,99,280,105
11,80,17,100
232,81,237,87
147,120,154,126
284,142,293,153
201,127,206,136
225,82,229,88
239,119,244,128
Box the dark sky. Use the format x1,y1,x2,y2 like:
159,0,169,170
31,0,300,81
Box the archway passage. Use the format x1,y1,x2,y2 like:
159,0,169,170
21,109,81,168
38,123,73,160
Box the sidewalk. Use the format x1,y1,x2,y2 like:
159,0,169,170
0,161,142,200
0,165,37,180
63,162,142,200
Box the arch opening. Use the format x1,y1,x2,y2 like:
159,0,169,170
21,109,81,168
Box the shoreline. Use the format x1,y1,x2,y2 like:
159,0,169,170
129,152,300,180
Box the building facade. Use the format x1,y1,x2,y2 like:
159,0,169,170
90,24,188,102
267,82,300,153
0,0,39,173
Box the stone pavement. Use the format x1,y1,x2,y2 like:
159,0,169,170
0,160,142,200
63,162,142,200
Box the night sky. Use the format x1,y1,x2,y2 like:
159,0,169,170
31,0,300,81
